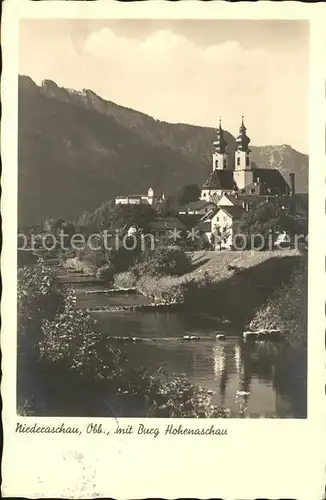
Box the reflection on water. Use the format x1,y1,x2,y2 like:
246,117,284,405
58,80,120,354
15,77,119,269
74,282,307,418
89,309,306,418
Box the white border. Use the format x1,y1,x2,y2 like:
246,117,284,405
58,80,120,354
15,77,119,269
1,2,326,498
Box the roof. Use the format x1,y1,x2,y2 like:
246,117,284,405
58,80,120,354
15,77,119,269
116,194,143,199
196,221,212,233
178,200,215,212
217,194,243,207
217,206,244,220
202,170,237,190
251,168,289,195
177,214,202,229
149,217,186,231
237,194,275,207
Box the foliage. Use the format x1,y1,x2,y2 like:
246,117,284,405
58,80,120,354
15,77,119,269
235,201,305,250
133,245,192,278
234,202,280,249
114,271,138,289
137,275,185,304
76,202,157,235
249,257,307,345
39,289,124,381
105,240,142,274
96,264,115,285
177,184,201,206
150,375,229,418
63,257,96,276
155,196,178,218
18,261,227,417
211,224,231,250
18,259,65,346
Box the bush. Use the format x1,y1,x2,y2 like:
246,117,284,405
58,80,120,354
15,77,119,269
249,258,307,345
18,259,65,345
63,257,96,275
96,264,115,285
137,275,185,304
40,289,123,381
152,375,229,418
114,271,138,289
105,242,141,274
76,245,106,269
133,246,191,277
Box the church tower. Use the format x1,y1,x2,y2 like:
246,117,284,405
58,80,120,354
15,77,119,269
233,116,253,190
212,118,228,172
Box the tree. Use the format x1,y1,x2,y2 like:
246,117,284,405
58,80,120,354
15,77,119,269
75,202,157,235
177,184,201,205
155,196,178,218
211,225,231,250
235,202,281,250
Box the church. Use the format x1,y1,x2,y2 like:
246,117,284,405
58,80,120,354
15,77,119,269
200,117,292,201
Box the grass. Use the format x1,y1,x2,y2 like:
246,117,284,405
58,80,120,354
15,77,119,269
135,249,305,327
184,249,302,284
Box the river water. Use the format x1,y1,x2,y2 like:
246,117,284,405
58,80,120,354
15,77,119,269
64,273,306,418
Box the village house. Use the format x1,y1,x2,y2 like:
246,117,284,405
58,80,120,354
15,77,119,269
210,206,244,249
177,200,216,216
194,205,244,249
147,217,186,244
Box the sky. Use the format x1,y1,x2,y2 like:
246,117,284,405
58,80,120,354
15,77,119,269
19,19,309,153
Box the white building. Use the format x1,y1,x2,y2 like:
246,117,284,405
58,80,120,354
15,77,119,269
115,187,163,206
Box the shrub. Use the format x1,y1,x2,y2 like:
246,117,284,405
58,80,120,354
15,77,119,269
40,289,123,381
114,271,138,289
105,242,141,274
143,374,228,418
96,264,115,285
63,257,96,275
137,275,185,304
249,258,307,345
18,259,65,345
77,245,106,269
133,246,191,277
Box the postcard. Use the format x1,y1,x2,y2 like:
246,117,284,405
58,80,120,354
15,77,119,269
1,0,325,498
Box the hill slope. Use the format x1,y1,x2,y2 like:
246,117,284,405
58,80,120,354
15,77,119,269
18,76,308,226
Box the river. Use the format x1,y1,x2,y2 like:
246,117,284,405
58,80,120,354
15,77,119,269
62,272,306,418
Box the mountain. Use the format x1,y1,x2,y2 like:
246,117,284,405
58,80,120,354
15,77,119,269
18,75,308,226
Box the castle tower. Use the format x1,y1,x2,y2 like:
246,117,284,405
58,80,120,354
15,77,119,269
234,116,253,190
147,187,154,205
212,118,228,172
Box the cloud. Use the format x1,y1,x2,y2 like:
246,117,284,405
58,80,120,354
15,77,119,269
82,28,271,128
20,24,308,151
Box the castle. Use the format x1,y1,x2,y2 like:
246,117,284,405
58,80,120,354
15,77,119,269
200,117,292,201
115,187,164,206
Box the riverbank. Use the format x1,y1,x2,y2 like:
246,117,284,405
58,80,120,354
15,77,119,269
17,257,307,418
64,249,307,338
131,250,306,334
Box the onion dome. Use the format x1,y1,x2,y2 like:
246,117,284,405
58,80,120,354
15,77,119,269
235,116,251,152
213,117,228,154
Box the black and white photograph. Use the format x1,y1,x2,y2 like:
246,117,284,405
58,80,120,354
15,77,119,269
3,1,326,498
16,18,310,419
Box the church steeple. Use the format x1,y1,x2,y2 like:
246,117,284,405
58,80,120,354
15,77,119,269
212,117,228,171
235,115,251,153
234,115,253,189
